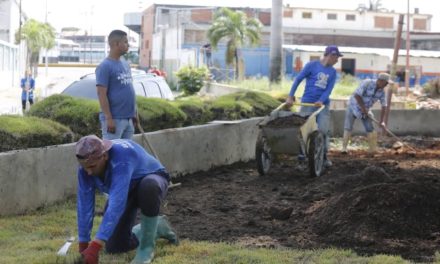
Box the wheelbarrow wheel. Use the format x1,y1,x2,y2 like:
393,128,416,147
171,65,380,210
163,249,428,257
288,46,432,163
256,134,272,176
307,130,325,177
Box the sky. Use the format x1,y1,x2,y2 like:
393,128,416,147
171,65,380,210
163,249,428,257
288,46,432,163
21,0,440,35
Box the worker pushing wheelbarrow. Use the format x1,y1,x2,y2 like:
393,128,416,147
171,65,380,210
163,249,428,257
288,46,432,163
256,102,326,177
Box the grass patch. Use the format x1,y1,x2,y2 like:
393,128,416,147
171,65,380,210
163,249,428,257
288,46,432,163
0,195,423,264
227,76,357,100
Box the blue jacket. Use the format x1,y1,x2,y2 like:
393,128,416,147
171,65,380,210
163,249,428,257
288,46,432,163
77,139,168,242
289,60,337,105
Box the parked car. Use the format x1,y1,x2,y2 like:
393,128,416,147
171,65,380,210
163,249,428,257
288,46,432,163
61,69,174,100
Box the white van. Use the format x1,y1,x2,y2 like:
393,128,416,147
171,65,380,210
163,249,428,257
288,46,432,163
61,70,174,100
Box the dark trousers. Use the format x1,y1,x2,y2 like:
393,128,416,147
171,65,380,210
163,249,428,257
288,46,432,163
22,99,34,110
105,174,169,253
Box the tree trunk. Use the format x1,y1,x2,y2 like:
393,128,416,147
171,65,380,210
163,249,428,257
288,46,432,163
269,0,283,84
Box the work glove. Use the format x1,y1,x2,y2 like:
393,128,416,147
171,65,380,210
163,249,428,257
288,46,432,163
78,242,89,253
81,240,102,264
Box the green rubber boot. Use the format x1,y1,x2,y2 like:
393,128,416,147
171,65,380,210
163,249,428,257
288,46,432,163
156,215,179,245
131,215,158,264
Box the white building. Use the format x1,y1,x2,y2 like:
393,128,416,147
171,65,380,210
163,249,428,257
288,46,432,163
0,0,26,91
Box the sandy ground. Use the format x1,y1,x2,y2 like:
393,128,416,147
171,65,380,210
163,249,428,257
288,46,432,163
163,137,440,262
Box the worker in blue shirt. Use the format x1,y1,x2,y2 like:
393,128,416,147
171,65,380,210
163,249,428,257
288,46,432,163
286,45,343,167
75,135,178,264
342,73,390,154
20,70,35,112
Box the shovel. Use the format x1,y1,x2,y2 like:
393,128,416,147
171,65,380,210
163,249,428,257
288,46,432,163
368,115,417,152
57,236,75,256
135,113,181,188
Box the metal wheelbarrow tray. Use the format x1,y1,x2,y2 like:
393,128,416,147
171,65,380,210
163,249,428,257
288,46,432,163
256,103,325,177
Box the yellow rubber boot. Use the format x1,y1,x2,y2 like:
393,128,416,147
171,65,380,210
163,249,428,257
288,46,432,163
367,131,377,153
341,131,351,154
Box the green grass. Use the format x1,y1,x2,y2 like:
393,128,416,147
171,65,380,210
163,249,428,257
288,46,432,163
228,77,358,100
0,195,430,264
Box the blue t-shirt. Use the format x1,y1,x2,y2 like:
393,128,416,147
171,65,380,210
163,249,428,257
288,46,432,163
76,139,168,242
95,58,136,119
289,60,337,105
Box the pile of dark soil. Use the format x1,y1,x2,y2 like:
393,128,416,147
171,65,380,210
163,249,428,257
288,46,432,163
265,114,307,128
165,139,440,262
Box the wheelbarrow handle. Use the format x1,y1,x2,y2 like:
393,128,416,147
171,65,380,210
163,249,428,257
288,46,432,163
275,102,323,111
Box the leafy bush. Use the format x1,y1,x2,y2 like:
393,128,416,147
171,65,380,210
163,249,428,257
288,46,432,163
136,97,187,132
27,94,101,139
172,96,213,126
0,115,73,152
423,78,440,98
176,66,210,95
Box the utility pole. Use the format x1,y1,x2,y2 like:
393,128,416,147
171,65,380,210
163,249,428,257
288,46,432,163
405,0,411,98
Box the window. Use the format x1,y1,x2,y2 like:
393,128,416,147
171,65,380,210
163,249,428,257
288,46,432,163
413,18,427,30
327,13,337,20
283,9,293,18
346,14,356,21
302,12,312,19
310,56,320,61
374,16,393,29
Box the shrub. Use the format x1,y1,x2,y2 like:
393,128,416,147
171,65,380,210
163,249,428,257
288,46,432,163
423,78,440,98
27,94,101,139
176,65,210,95
172,96,213,126
209,91,280,120
0,115,73,152
136,97,187,132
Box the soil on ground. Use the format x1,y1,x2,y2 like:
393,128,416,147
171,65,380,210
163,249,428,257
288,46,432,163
163,137,440,262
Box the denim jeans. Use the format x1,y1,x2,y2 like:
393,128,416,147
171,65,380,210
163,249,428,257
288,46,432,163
99,113,135,140
300,105,331,159
343,106,374,133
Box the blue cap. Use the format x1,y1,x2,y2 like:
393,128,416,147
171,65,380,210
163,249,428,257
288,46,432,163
324,45,343,57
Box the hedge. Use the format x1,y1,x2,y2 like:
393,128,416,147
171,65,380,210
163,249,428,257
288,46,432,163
0,115,73,152
172,96,213,126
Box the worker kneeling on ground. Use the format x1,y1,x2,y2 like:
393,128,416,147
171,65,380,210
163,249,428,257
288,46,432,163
75,135,178,264
342,73,391,154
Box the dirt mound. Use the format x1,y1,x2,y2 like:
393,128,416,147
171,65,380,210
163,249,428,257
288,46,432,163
310,181,440,239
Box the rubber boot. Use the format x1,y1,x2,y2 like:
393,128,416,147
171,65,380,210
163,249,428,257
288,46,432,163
132,215,178,245
341,131,351,154
156,215,179,245
367,131,377,153
131,215,159,264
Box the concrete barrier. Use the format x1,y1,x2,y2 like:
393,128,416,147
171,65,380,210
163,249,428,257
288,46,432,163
0,118,262,216
1,109,440,216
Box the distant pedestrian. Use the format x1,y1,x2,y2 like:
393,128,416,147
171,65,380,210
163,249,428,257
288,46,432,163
202,43,212,67
96,29,136,140
341,73,391,154
285,45,343,167
20,70,35,112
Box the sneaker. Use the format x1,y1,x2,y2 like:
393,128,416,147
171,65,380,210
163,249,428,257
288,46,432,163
324,159,332,167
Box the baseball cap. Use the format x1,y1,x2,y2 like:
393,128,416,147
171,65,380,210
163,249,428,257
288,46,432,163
324,45,343,57
75,135,112,161
377,72,393,83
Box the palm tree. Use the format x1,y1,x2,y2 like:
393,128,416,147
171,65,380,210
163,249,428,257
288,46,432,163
16,19,55,75
269,0,283,84
207,7,262,80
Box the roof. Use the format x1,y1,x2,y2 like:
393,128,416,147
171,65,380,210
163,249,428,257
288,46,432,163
282,44,440,58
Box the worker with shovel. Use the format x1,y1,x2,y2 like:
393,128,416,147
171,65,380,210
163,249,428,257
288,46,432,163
341,72,391,154
75,135,178,264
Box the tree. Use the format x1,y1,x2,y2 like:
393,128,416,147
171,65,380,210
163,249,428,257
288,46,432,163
207,7,262,80
16,19,56,75
269,0,283,84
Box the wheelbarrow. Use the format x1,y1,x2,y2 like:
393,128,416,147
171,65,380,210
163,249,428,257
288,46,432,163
255,102,326,177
